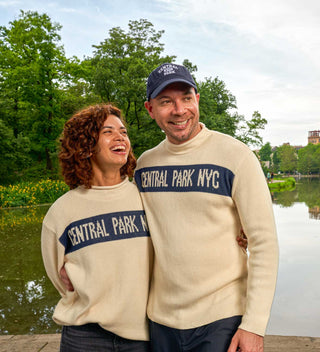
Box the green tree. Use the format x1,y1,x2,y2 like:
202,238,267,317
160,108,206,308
59,57,102,119
0,119,31,183
271,148,281,173
235,111,267,147
277,144,298,174
315,145,320,174
0,10,70,171
90,19,175,155
259,142,272,162
198,77,267,146
298,144,320,175
198,77,238,137
90,19,267,153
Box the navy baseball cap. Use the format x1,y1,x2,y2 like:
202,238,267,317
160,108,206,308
146,63,197,100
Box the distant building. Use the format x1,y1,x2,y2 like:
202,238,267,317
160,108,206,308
308,130,320,145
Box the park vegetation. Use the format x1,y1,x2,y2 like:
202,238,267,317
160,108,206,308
0,11,267,186
268,177,296,192
0,11,318,208
259,142,320,175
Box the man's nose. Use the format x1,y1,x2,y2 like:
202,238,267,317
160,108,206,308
173,100,185,115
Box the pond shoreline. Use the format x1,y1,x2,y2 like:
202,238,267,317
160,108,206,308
0,334,319,352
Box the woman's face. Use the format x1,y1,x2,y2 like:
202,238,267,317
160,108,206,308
91,115,131,174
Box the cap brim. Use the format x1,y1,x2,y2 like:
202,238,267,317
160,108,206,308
150,79,197,99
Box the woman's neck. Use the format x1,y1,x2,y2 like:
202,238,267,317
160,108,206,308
91,170,123,186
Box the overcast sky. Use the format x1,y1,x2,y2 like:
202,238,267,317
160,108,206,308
1,0,319,147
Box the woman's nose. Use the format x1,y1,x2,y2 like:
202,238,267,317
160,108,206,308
114,130,124,140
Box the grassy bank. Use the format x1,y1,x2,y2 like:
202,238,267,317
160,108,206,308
0,177,297,209
0,179,69,209
268,177,296,192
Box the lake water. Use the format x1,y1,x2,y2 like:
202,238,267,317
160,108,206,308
266,178,320,337
0,178,319,336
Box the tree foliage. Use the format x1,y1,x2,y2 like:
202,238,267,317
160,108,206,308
0,119,31,183
198,77,238,136
90,19,175,155
259,142,272,162
0,14,270,184
271,148,281,173
198,77,267,146
298,144,320,174
0,10,70,170
277,144,298,174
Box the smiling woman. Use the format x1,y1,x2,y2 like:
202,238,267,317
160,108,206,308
90,115,131,186
59,104,136,189
41,104,152,352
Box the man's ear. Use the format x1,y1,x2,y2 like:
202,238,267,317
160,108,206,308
144,101,154,119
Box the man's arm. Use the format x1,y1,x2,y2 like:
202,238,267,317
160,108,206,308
232,150,279,337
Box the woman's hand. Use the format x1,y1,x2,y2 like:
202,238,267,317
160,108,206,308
237,229,248,251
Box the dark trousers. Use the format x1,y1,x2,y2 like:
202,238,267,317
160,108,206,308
149,316,242,352
60,323,151,352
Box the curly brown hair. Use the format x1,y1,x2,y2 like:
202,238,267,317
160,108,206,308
59,104,136,189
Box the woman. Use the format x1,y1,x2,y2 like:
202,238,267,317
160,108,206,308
41,104,152,352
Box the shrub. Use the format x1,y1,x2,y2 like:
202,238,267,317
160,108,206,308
0,180,69,208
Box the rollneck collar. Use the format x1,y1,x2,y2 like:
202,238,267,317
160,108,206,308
164,123,209,154
90,176,129,190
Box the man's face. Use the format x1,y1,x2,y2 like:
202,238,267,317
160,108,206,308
145,82,201,145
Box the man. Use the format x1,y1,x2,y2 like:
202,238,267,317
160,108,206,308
134,63,279,352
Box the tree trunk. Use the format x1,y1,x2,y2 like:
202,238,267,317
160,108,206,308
45,147,53,171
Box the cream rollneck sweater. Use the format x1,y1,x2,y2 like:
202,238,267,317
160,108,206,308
134,124,278,336
41,177,153,341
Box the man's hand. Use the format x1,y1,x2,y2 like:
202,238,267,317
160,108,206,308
59,265,74,291
227,329,263,352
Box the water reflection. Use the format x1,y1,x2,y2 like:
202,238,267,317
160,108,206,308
272,177,320,219
309,206,320,220
266,178,320,338
0,179,319,336
0,205,60,335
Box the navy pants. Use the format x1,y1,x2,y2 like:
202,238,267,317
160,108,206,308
149,316,242,352
60,323,151,352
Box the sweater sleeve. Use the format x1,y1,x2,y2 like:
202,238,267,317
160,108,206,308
41,221,68,296
232,150,279,336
